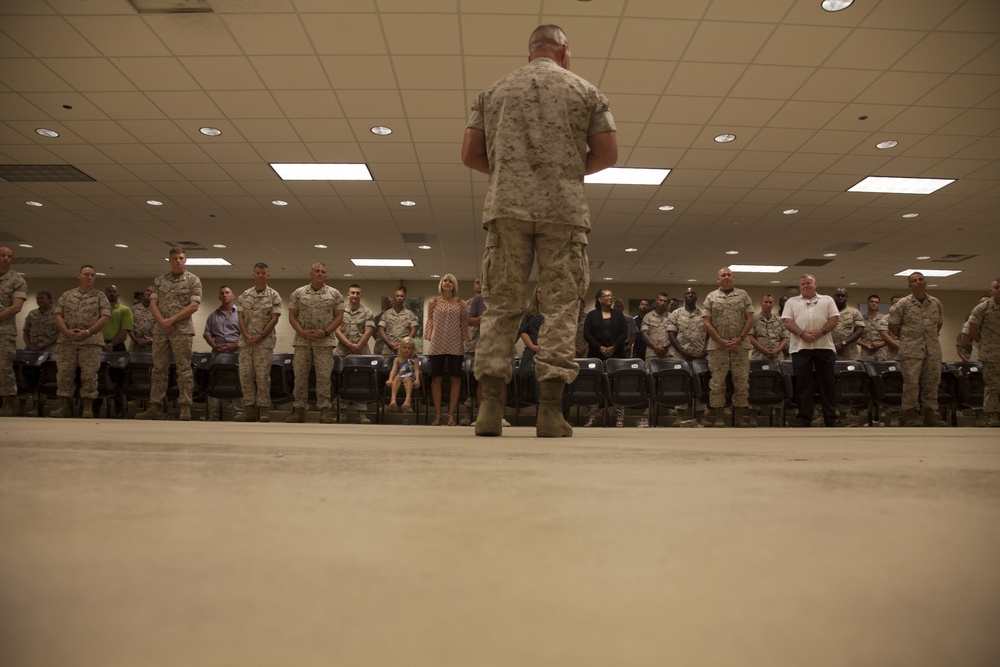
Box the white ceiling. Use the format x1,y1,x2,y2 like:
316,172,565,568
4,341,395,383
0,0,998,290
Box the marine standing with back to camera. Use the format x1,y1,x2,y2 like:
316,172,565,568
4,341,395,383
461,24,617,439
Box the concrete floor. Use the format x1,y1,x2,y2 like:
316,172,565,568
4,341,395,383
1,419,998,667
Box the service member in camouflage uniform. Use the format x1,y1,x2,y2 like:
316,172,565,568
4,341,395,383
887,272,946,427
129,285,155,352
748,294,787,365
22,292,57,352
136,247,203,421
286,263,344,424
0,246,27,417
967,279,1000,427
461,24,617,438
667,288,708,362
51,265,111,419
335,284,376,424
234,263,282,423
832,288,865,360
702,268,754,426
641,292,672,361
858,295,890,362
376,288,418,360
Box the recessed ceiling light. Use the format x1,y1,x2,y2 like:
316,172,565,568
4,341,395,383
199,127,222,137
714,133,736,143
585,168,670,186
213,244,226,249
430,274,440,278
916,256,931,260
875,140,898,150
270,163,373,181
625,248,638,253
728,265,788,273
417,245,431,250
821,0,854,11
687,279,698,283
35,128,59,138
351,259,414,267
272,200,289,206
25,201,43,207
95,272,106,276
114,243,128,248
823,253,837,257
314,244,328,249
344,274,353,277
847,176,955,195
894,269,961,278
770,280,781,284
179,258,232,266
370,126,393,136
725,250,739,255
400,200,416,207
783,208,799,215
146,200,163,206
657,204,675,211
18,243,32,248
602,277,614,281
849,282,858,286
902,213,919,218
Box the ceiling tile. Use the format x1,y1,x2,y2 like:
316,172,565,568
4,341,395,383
67,15,170,57
755,25,850,67
685,22,774,64
271,90,344,119
43,58,136,92
336,90,405,118
249,56,330,90
223,13,313,55
113,57,200,91
382,14,462,55
300,13,386,55
145,91,223,119
855,72,949,106
610,18,696,60
664,63,745,97
393,56,464,91
143,14,242,57
1,16,100,57
209,91,284,119
320,55,397,89
180,56,265,90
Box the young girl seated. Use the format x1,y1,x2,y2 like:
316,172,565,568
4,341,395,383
385,336,421,413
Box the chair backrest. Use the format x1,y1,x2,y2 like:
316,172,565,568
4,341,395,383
270,353,296,402
944,361,984,407
13,349,49,396
864,360,904,405
648,358,695,407
833,360,870,407
206,352,242,400
605,358,649,408
566,358,606,407
96,351,130,396
339,355,385,402
748,359,785,406
123,350,154,399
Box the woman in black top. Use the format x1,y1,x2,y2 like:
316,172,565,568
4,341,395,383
582,288,630,426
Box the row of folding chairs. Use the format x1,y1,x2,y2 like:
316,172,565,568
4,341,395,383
553,357,986,427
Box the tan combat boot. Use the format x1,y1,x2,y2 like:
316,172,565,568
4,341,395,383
257,407,269,423
474,375,505,437
286,407,306,423
735,407,756,427
923,409,947,427
49,397,74,418
710,407,726,427
899,409,920,427
319,408,336,424
81,402,94,419
0,396,17,417
234,406,258,422
178,405,191,421
135,403,164,420
536,379,572,438
985,412,1000,428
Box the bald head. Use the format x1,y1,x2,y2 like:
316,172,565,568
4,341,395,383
528,24,569,65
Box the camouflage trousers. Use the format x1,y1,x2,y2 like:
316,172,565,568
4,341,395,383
474,218,589,384
707,349,750,408
150,333,194,405
982,360,999,413
293,345,334,410
239,345,272,408
56,344,101,399
0,335,14,397
899,354,941,412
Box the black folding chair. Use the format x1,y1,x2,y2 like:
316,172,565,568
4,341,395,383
748,359,786,427
605,358,650,424
339,355,386,424
205,352,242,420
834,360,871,426
565,358,606,426
647,358,698,425
865,360,904,424
14,349,50,416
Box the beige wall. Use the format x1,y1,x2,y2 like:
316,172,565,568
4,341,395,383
13,277,989,361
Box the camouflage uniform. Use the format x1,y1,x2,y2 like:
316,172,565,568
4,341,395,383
150,270,202,406
640,310,671,361
130,301,155,351
54,288,111,399
0,268,28,398
749,313,787,363
957,320,979,361
968,298,1000,414
289,284,343,410
335,305,375,357
237,286,282,409
702,289,753,408
23,307,57,349
376,307,419,359
860,313,890,362
832,306,865,360
468,56,615,384
887,294,943,413
666,307,707,360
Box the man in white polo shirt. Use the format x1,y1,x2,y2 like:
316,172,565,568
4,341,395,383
782,274,843,428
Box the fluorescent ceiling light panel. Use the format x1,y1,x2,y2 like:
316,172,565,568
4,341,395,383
351,259,414,267
585,168,670,185
894,269,961,277
847,176,954,195
728,265,788,273
179,258,231,266
271,163,373,181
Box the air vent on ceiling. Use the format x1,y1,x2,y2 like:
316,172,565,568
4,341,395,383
937,254,976,263
795,258,834,267
401,233,439,244
0,164,95,182
589,260,604,269
128,0,213,13
167,241,206,250
12,257,58,265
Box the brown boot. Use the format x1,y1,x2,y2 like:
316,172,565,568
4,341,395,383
475,375,505,437
923,409,947,427
81,402,94,419
985,412,1000,428
735,407,756,427
50,397,74,418
0,396,16,417
709,407,726,427
286,407,306,423
319,408,336,424
234,406,258,422
899,409,919,427
178,405,191,421
536,379,572,438
135,403,164,420
257,407,269,423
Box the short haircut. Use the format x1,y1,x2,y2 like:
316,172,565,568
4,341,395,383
799,273,815,281
395,286,407,295
868,294,880,301
761,293,774,299
168,246,185,257
219,285,232,292
348,284,361,291
254,262,269,270
311,262,326,271
79,264,95,272
657,292,669,299
37,291,51,300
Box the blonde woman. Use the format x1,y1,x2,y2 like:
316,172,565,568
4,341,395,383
425,274,470,425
